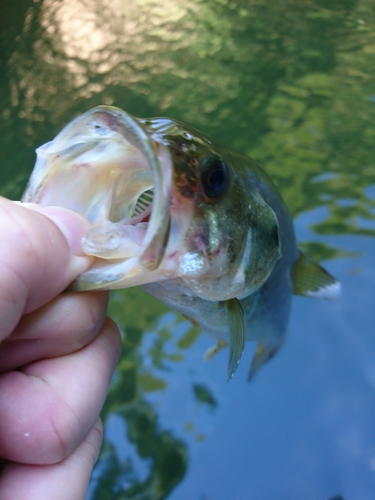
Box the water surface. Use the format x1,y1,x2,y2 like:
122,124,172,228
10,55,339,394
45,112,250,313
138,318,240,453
0,1,374,498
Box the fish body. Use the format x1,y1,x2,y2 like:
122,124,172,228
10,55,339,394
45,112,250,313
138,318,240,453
138,117,298,378
22,106,340,379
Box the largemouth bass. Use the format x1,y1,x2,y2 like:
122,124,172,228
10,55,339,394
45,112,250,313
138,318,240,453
22,106,340,380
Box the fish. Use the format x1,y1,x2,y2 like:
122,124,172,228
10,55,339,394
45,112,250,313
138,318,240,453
22,106,340,380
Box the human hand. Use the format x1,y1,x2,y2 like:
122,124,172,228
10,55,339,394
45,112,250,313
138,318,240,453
0,197,121,500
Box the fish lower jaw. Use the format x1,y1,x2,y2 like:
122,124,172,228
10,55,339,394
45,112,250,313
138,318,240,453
82,219,149,260
71,252,180,291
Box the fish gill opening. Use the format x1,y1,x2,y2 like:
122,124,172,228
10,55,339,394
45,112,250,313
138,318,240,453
107,164,155,229
131,189,154,222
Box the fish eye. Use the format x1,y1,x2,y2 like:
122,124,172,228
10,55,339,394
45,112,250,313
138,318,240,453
201,157,229,198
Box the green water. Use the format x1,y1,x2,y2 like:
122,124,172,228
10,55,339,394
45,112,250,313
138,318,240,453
1,1,375,499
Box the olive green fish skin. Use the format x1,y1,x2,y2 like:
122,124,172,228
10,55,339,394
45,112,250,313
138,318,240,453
139,117,298,372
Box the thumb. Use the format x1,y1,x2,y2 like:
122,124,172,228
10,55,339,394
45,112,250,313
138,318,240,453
0,197,93,340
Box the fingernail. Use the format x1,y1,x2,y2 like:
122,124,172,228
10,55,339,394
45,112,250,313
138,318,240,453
35,206,92,255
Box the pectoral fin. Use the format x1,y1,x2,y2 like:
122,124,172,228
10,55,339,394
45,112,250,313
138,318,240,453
292,251,341,299
225,298,245,381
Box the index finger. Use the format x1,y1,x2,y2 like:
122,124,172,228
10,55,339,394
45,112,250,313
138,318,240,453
0,197,93,340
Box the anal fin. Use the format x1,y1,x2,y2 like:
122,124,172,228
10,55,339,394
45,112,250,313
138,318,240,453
248,343,279,382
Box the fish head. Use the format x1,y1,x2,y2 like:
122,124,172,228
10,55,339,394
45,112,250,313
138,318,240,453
22,106,281,301
142,117,281,301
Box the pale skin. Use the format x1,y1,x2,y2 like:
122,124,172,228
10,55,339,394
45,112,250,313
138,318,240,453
0,197,122,500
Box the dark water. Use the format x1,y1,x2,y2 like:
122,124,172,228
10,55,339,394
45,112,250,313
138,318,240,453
1,1,375,498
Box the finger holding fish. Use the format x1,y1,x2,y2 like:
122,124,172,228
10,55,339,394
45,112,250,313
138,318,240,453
0,198,93,340
0,291,109,373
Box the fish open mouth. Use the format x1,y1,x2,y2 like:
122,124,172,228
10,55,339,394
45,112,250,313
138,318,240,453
22,106,173,290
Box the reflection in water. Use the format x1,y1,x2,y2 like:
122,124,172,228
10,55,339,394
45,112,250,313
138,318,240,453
2,0,374,244
1,0,375,498
94,398,187,499
92,288,199,498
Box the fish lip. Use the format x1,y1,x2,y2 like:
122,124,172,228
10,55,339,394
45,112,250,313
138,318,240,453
23,105,173,273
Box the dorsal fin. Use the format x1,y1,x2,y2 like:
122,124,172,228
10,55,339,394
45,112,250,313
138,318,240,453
225,298,245,381
292,251,341,299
